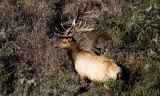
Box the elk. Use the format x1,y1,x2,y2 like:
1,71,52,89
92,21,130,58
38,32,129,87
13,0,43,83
52,6,121,85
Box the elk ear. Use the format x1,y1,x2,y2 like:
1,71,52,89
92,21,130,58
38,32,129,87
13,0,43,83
68,38,73,42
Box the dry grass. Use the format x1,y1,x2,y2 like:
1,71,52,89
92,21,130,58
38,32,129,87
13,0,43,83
0,0,160,96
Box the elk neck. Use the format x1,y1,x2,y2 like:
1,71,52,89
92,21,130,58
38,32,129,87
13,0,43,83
67,41,82,63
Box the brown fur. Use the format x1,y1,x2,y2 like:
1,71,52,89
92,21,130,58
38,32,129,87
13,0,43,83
53,38,121,83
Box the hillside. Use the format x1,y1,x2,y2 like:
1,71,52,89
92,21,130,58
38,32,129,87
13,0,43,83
0,0,160,96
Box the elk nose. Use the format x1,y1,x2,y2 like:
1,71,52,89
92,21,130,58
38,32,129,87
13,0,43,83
51,41,56,48
52,42,58,48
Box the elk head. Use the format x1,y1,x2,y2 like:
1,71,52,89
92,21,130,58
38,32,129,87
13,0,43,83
52,6,94,49
52,38,73,49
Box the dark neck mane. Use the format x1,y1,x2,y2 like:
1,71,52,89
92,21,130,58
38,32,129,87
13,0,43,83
67,41,82,63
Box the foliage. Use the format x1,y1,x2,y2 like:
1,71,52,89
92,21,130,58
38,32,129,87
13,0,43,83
0,0,159,96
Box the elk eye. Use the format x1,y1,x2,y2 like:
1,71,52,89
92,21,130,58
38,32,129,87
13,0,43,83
62,40,66,43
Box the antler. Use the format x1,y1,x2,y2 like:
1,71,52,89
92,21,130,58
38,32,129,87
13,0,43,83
68,21,94,37
55,5,94,37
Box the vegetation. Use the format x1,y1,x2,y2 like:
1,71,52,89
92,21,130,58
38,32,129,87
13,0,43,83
0,0,159,96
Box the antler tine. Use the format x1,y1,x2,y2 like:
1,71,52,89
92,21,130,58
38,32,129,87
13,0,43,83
69,16,72,23
86,25,91,29
55,26,71,37
55,5,94,38
54,31,67,37
80,4,86,13
68,22,94,37
81,21,87,28
55,18,74,37
55,27,65,34
67,5,94,37
61,23,68,31
78,4,93,16
75,4,88,21
77,25,94,32
77,20,82,29
72,19,76,26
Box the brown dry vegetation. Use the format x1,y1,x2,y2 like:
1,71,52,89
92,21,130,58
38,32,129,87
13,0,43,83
0,0,160,96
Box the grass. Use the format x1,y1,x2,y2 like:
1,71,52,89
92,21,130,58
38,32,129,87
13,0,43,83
0,0,159,96
31,72,72,96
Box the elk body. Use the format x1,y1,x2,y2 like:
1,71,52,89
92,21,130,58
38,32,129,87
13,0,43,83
53,6,121,84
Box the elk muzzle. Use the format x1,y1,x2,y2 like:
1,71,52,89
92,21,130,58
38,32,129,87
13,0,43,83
51,41,58,48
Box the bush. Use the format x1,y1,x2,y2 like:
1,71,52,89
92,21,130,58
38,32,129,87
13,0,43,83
0,0,160,95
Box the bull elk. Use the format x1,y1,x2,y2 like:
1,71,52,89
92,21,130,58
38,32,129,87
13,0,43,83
52,6,121,85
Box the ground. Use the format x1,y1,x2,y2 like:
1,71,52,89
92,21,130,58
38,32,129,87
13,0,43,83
0,0,160,96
